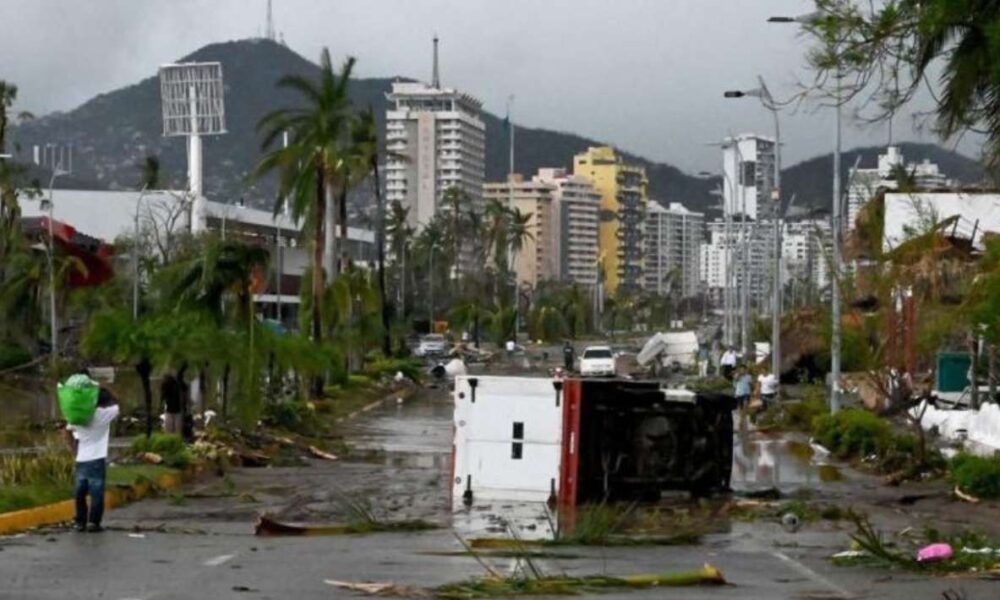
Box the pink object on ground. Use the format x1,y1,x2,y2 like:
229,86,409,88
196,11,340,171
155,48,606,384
916,543,953,562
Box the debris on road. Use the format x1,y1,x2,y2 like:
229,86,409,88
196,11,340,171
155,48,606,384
324,580,407,595
307,446,338,461
432,564,727,598
917,543,954,563
254,514,438,537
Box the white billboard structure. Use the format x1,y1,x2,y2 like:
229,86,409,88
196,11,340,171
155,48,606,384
159,62,226,234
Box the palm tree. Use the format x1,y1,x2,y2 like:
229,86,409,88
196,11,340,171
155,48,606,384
255,49,356,356
344,107,392,355
166,239,270,327
450,296,494,348
386,201,413,320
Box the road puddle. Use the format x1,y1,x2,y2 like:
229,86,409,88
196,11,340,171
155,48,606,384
732,432,843,491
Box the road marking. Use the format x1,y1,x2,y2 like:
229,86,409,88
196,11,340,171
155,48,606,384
203,553,237,567
772,551,854,599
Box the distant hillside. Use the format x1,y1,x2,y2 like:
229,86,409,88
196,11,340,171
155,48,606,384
9,38,716,218
8,39,986,222
781,142,987,213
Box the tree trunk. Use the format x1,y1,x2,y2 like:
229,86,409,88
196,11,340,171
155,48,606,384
989,343,997,405
339,187,349,273
374,159,391,357
969,336,980,410
312,169,326,398
136,356,153,439
221,363,231,418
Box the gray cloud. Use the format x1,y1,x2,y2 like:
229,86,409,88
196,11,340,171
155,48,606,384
0,0,982,173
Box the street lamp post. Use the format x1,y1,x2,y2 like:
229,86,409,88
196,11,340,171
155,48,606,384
770,7,843,412
428,242,436,332
724,75,783,379
44,166,69,363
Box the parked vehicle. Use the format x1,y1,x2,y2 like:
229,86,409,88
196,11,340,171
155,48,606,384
579,345,616,377
415,334,449,357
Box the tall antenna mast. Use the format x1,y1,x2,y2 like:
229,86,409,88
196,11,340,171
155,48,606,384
432,35,440,88
266,0,275,41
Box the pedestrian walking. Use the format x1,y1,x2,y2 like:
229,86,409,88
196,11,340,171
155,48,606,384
64,386,119,532
697,345,710,378
756,364,779,410
733,364,752,410
720,346,738,380
563,340,575,372
161,374,182,434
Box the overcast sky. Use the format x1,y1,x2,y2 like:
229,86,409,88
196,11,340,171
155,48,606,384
0,0,982,172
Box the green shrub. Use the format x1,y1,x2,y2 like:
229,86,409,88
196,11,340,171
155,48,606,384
759,389,827,431
131,433,191,468
261,400,313,432
950,453,1000,499
812,408,891,459
0,342,32,371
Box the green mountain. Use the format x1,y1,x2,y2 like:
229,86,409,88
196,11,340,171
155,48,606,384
8,38,986,220
8,38,716,215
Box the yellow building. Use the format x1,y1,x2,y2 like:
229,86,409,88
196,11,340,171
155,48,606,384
572,147,648,294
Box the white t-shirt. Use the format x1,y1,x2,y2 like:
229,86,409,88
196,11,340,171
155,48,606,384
721,351,738,367
758,373,778,395
67,405,119,462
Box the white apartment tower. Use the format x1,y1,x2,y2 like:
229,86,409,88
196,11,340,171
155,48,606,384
846,145,951,231
534,168,600,287
643,201,704,298
722,134,777,220
385,37,486,229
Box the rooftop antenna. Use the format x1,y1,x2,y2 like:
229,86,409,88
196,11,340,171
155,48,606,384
265,0,275,41
432,35,440,88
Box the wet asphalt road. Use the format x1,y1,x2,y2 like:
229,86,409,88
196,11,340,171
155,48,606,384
1,385,997,599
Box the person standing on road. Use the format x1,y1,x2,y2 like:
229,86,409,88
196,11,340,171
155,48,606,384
697,345,710,377
160,374,182,435
733,364,752,410
64,387,119,532
756,364,779,411
720,346,738,380
562,341,575,372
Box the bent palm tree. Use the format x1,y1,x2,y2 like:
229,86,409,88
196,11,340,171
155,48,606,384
255,49,356,359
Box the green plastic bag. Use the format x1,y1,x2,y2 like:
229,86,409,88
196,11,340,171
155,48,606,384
58,376,99,425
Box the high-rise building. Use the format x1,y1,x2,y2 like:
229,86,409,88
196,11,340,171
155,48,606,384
700,217,772,308
722,134,776,221
533,168,600,287
643,201,704,298
846,146,951,231
483,175,558,288
384,41,485,229
573,147,648,294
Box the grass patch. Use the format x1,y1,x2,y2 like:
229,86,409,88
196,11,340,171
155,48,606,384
0,482,72,514
812,408,892,459
106,464,179,487
758,388,827,431
833,511,1000,574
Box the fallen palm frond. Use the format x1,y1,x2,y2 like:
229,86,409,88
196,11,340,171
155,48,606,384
432,564,726,599
254,514,438,537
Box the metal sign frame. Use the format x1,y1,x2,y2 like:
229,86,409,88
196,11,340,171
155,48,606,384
159,62,226,137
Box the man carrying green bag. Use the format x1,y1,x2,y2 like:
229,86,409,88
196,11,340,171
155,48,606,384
62,372,119,532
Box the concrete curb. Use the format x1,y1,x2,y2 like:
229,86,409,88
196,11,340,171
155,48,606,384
0,468,188,536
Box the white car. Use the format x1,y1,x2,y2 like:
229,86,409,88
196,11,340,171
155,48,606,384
579,346,617,377
415,334,449,357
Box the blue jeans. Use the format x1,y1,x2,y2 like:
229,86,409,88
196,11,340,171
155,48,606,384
74,458,107,527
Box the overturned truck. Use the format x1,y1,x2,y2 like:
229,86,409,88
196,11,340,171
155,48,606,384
451,376,735,510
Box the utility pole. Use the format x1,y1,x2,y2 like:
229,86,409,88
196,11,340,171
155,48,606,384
507,95,517,340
